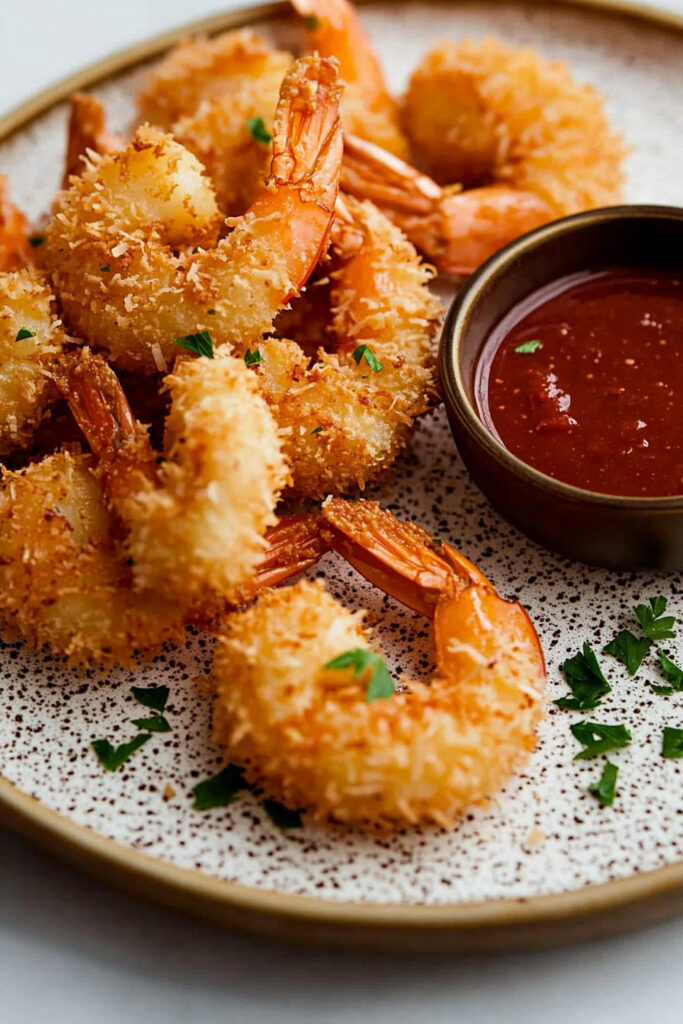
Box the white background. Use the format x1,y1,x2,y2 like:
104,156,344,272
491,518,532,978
1,1,683,1021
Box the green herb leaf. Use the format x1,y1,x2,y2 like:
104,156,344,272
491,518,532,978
588,761,619,806
92,734,150,772
651,685,676,696
131,684,169,713
28,234,44,247
15,327,36,342
432,537,443,547
100,264,111,272
352,344,384,373
311,425,323,435
554,643,611,710
324,647,395,702
244,348,263,366
514,339,542,354
246,117,272,146
304,14,320,30
634,596,676,641
207,308,216,315
131,714,171,733
173,330,214,359
192,764,248,810
662,726,683,759
570,720,632,760
656,651,683,692
603,630,652,676
263,799,303,829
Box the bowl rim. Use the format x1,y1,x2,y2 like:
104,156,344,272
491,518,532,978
439,203,683,509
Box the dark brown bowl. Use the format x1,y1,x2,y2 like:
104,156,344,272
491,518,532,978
439,205,683,570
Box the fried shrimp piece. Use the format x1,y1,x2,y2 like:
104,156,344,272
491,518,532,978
0,450,185,667
0,270,65,456
403,38,626,207
46,55,343,372
252,196,442,498
292,0,409,158
62,93,122,186
0,177,32,272
61,347,290,614
212,500,546,829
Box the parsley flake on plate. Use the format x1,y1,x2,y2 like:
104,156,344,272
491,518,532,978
603,629,652,676
352,344,384,373
635,595,676,641
651,651,683,695
514,339,542,354
244,347,263,366
588,760,619,806
15,327,36,342
662,727,683,759
131,714,171,733
246,117,272,146
92,734,150,772
173,330,214,358
131,684,169,713
192,764,248,810
570,720,632,760
263,799,303,829
554,643,610,710
324,647,395,702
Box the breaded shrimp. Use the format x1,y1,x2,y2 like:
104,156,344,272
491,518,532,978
212,500,545,829
61,348,290,614
0,177,32,272
252,196,442,498
46,55,343,372
0,269,65,456
292,0,409,159
0,450,185,668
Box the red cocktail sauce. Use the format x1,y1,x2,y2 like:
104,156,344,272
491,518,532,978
476,268,683,497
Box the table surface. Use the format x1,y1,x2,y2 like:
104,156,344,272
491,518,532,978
1,1,683,1020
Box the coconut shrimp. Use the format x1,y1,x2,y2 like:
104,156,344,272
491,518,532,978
60,347,290,618
292,0,409,159
46,55,343,373
0,177,32,272
212,499,545,828
0,270,66,456
252,195,442,498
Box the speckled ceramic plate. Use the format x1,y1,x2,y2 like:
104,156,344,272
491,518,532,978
1,0,683,952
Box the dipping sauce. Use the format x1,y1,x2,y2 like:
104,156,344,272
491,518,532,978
476,268,683,497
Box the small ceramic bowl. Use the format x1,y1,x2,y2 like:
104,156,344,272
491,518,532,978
439,205,683,570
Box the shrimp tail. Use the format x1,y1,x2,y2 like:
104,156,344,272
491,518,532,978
63,93,122,186
0,177,32,272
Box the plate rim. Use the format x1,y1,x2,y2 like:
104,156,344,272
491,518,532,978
2,0,683,951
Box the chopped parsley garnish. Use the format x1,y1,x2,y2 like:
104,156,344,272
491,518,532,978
304,14,321,30
634,595,676,641
651,651,683,695
131,684,169,713
52,504,62,515
514,339,542,354
207,308,216,315
324,647,395,702
246,117,272,146
588,761,619,806
244,347,263,366
28,234,44,247
570,720,631,760
311,425,323,434
662,726,683,759
15,327,36,342
92,734,150,772
100,264,111,272
173,330,214,359
131,714,171,733
554,643,610,710
603,630,652,676
432,537,443,547
352,344,384,373
192,764,248,810
263,799,303,829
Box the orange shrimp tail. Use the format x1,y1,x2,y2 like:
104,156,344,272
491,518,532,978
0,177,32,271
251,514,330,592
342,133,442,215
63,93,122,187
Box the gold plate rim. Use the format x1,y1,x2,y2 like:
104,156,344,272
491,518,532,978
2,0,683,951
